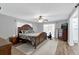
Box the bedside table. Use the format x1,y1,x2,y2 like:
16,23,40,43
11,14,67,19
9,36,18,45
0,37,12,55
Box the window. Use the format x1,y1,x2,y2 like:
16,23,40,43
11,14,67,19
43,24,55,37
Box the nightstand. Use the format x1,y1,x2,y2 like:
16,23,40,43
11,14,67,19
9,36,18,45
0,37,12,55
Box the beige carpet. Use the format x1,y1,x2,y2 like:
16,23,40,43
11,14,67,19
12,46,25,55
15,39,58,55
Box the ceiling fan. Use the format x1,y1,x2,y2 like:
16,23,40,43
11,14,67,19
35,15,48,23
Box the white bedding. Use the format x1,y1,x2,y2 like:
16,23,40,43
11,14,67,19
19,32,41,40
19,32,41,37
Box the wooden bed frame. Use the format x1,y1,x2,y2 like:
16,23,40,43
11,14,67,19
18,24,47,49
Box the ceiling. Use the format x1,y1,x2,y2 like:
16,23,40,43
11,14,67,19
0,3,76,22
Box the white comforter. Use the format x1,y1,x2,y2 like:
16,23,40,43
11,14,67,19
19,32,41,40
19,32,41,37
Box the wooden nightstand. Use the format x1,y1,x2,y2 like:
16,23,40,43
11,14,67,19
9,36,18,45
0,37,12,55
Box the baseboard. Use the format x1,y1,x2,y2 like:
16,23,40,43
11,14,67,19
68,42,74,46
73,40,78,43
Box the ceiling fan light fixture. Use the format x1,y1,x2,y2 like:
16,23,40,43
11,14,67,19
34,15,48,23
38,19,43,23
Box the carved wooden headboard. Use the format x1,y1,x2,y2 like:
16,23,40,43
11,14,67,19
18,24,33,33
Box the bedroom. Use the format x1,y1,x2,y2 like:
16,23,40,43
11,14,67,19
0,3,79,55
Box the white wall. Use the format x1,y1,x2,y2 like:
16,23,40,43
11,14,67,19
36,23,43,32
78,7,79,42
68,7,78,46
0,14,16,39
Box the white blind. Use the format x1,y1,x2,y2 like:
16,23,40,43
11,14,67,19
43,24,55,37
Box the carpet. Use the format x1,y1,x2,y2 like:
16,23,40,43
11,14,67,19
15,39,58,55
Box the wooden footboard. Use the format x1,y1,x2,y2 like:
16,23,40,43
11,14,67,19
34,32,47,49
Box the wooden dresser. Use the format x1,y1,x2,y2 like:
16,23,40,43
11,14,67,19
60,23,68,41
0,37,12,55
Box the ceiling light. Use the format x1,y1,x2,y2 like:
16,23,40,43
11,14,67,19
35,16,48,23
